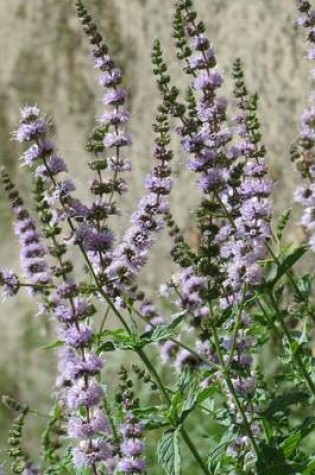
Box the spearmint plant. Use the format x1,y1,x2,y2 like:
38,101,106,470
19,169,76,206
1,0,315,473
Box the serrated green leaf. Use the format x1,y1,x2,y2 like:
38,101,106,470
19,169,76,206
303,459,315,474
99,328,129,339
169,311,187,328
96,328,140,352
38,340,63,351
133,405,169,430
168,391,182,421
289,340,300,355
282,417,315,457
208,435,233,474
180,385,219,422
296,274,313,301
158,429,182,475
144,419,170,430
97,341,115,352
262,391,309,418
140,311,186,346
97,338,135,352
256,443,304,475
179,391,196,418
264,260,279,283
176,366,192,392
281,432,302,458
268,246,308,288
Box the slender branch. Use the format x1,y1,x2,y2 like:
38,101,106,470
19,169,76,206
210,319,260,457
102,393,120,447
267,290,315,398
227,287,247,368
265,241,315,325
180,427,211,475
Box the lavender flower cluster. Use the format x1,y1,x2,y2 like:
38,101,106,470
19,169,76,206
293,0,315,249
1,1,315,474
1,167,51,294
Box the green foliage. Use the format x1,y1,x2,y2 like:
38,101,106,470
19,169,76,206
256,443,301,475
208,435,234,475
158,429,182,475
262,391,310,420
264,245,308,289
5,401,29,474
97,311,187,352
41,405,64,467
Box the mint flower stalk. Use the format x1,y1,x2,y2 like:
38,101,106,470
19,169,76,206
293,1,315,249
106,107,174,304
170,5,271,309
14,106,78,219
14,106,113,472
103,106,179,372
153,1,264,462
171,1,242,303
1,167,51,294
117,368,146,474
0,268,20,298
218,60,272,310
75,0,132,279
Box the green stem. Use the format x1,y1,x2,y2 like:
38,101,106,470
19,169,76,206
267,291,315,398
211,323,260,457
265,242,315,325
102,394,120,446
256,297,283,339
180,427,211,475
137,347,171,404
20,282,56,290
227,287,246,367
97,306,110,345
170,338,220,371
127,300,221,371
265,242,300,295
75,238,132,334
138,347,210,474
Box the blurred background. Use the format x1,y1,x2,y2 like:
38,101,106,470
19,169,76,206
0,0,312,466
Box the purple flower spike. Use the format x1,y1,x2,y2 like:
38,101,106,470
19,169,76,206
1,170,52,294
294,6,315,252
67,381,104,409
0,269,20,298
59,323,93,347
103,88,127,106
68,409,109,439
15,119,49,143
194,70,223,90
103,131,132,148
99,68,122,87
22,140,54,166
100,108,130,126
72,439,113,468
